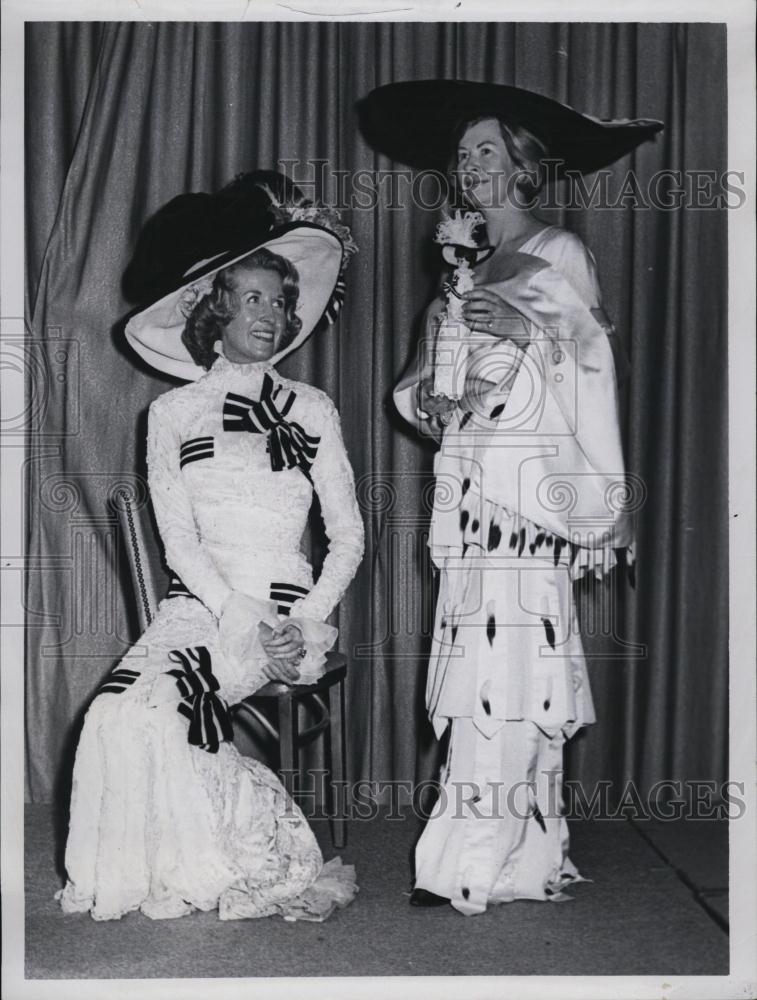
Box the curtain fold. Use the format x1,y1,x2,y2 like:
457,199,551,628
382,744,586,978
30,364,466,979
25,21,728,808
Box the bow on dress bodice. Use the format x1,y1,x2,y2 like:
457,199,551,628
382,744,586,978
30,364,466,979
222,372,320,479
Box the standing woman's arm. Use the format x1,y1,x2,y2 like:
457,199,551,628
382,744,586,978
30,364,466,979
393,297,454,439
542,229,630,387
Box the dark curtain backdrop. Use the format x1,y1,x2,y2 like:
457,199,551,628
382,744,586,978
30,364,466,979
25,21,728,807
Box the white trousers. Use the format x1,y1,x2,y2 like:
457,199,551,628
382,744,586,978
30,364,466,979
414,718,581,915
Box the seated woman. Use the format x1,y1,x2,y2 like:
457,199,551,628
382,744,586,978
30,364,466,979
56,176,364,922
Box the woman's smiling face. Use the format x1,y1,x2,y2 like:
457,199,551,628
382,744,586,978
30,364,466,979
455,118,516,208
221,265,287,363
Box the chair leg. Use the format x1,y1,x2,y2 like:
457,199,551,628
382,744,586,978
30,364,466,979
328,677,347,849
278,694,298,803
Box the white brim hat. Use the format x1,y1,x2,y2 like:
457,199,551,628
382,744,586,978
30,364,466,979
125,221,344,381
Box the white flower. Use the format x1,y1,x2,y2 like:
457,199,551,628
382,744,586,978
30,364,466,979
256,184,359,266
434,210,485,248
178,275,215,318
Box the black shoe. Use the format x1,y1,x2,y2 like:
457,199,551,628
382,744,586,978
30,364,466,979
409,888,450,907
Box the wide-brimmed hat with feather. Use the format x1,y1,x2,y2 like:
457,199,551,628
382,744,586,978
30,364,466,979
124,171,357,381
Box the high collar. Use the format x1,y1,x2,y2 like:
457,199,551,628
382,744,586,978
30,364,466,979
204,354,278,387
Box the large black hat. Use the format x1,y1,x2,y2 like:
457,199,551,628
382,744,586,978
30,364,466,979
357,80,663,175
122,171,305,307
123,171,356,381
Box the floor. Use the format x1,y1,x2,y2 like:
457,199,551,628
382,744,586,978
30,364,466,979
24,803,728,979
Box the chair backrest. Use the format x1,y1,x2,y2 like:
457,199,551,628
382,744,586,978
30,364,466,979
113,489,166,634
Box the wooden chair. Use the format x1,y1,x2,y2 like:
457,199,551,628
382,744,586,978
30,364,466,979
113,487,348,848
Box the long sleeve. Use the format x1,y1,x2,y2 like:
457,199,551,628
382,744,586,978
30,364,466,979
287,400,364,623
479,255,633,547
146,397,233,618
536,229,630,385
539,230,601,309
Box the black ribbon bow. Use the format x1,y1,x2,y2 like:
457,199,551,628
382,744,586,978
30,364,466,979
167,646,233,754
222,373,320,479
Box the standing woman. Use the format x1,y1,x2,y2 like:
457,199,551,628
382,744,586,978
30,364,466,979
56,174,363,922
359,81,660,915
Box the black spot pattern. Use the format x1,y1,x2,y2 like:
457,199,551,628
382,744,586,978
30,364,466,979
533,804,547,833
462,887,470,900
482,697,491,716
509,531,518,550
460,509,470,532
542,617,556,650
450,625,458,645
462,543,469,558
462,477,471,495
488,522,502,551
543,699,551,711
471,519,479,533
553,537,564,566
490,403,505,419
518,527,526,556
459,411,473,429
486,614,496,646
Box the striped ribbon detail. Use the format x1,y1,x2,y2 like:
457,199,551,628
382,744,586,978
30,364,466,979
222,373,320,479
269,581,310,616
321,277,345,327
179,436,214,469
98,667,141,695
167,646,233,754
166,574,196,600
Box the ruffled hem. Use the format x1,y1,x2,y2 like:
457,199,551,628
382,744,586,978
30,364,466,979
220,857,358,922
56,858,358,923
543,867,591,903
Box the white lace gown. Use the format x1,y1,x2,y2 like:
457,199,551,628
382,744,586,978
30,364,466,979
57,356,364,921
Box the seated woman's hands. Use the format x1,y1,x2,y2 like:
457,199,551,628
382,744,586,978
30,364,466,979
258,621,305,684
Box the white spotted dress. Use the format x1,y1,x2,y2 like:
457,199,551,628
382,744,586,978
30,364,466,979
404,227,632,914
